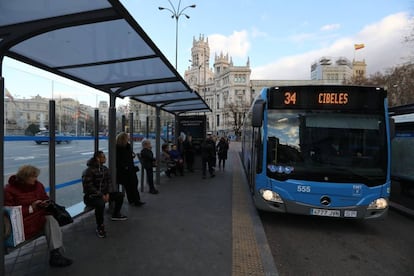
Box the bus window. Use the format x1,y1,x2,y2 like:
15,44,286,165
255,128,263,173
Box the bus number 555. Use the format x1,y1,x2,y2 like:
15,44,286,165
297,185,311,193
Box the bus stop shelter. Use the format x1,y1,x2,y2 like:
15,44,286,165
0,1,210,272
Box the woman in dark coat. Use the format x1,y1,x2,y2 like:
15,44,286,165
183,134,195,172
217,137,229,169
116,132,145,206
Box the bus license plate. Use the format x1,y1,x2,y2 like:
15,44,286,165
344,210,357,217
311,208,341,217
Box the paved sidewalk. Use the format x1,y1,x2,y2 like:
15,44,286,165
5,143,412,276
4,143,278,276
390,180,414,218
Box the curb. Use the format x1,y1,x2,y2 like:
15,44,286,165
389,201,414,218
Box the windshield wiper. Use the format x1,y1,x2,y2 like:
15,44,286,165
328,167,384,186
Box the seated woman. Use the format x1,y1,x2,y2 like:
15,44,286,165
161,143,176,177
4,165,73,267
169,144,184,176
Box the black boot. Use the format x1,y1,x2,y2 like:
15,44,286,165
133,200,146,206
49,248,73,267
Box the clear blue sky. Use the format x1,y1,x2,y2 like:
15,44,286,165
4,0,413,107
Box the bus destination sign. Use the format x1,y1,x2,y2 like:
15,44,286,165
268,85,385,110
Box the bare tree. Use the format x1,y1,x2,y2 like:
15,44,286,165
385,64,414,106
344,63,414,107
404,13,414,62
226,102,249,137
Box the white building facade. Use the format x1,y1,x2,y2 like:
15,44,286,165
184,35,252,136
310,56,366,82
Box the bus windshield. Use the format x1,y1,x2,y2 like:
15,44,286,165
266,110,387,186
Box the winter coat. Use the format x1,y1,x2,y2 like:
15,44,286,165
140,147,155,170
116,143,138,186
82,157,114,197
201,138,216,159
183,139,195,157
160,150,174,170
4,176,49,239
169,149,183,161
217,140,229,160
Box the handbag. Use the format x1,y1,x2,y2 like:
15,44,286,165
167,161,176,168
46,201,73,227
4,206,25,247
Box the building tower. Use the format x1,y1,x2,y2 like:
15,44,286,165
184,34,214,95
310,56,353,83
352,59,367,81
184,34,252,135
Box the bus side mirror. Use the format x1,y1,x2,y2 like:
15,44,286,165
252,99,265,127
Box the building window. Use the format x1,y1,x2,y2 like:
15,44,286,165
216,94,220,109
216,114,220,127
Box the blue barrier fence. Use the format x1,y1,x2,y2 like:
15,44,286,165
4,136,143,217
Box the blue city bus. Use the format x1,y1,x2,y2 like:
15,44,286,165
241,85,393,219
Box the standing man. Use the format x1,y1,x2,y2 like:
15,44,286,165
183,134,195,172
200,132,216,179
140,139,159,194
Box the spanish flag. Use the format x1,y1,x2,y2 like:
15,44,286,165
354,43,365,50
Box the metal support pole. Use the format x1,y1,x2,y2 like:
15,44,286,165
158,1,196,70
129,112,134,152
155,106,161,186
94,109,99,154
122,115,126,132
140,159,145,192
204,47,207,100
146,116,149,139
175,17,178,69
167,123,170,143
108,94,117,191
174,114,179,143
139,112,145,192
49,100,56,201
1,75,6,275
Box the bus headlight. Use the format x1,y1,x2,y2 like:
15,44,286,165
367,198,388,210
260,189,284,203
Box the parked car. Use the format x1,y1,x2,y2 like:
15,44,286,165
34,131,71,144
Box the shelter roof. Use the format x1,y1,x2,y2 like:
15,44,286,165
0,0,210,114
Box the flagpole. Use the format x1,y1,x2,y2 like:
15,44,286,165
59,96,62,133
76,116,78,136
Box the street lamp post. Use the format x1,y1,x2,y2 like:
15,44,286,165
159,0,196,70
